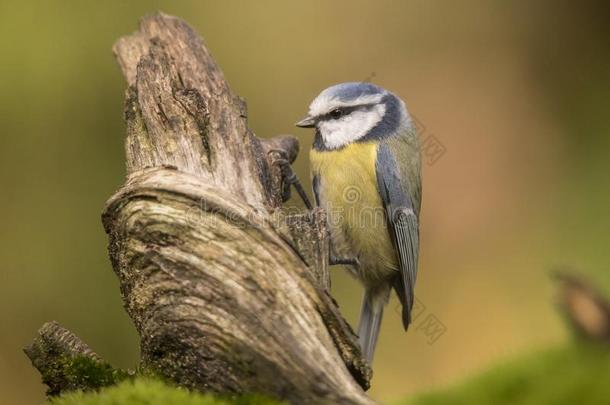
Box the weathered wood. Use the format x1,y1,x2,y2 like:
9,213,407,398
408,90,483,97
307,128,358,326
24,322,128,396
114,13,273,210
104,12,371,404
25,11,370,403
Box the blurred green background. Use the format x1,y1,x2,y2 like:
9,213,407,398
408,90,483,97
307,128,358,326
1,1,609,404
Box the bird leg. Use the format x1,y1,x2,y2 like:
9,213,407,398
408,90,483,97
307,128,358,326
329,254,360,267
282,162,313,210
328,237,360,267
267,149,313,210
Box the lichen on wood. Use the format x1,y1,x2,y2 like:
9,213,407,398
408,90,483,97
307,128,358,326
24,322,129,396
26,12,372,404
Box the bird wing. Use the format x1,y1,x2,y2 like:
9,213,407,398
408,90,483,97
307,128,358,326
375,138,420,330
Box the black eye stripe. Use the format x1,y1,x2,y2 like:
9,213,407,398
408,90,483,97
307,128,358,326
320,103,377,121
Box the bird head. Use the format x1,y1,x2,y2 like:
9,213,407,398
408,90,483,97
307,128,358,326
296,82,409,150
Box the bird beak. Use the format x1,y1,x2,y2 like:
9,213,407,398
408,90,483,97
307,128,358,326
295,115,316,128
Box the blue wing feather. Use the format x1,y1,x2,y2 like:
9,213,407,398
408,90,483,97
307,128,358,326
375,141,420,330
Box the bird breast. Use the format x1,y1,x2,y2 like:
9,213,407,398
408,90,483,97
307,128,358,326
310,142,398,286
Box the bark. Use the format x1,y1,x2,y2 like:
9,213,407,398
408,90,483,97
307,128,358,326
26,12,372,404
101,12,370,404
24,322,128,396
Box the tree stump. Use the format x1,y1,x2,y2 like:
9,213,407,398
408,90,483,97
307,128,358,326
26,12,372,405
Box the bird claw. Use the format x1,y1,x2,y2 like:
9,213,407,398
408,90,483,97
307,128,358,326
267,148,313,210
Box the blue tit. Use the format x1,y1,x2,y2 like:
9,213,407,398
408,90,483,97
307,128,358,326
296,82,421,363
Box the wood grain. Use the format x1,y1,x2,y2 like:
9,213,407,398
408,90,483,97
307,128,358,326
105,12,372,404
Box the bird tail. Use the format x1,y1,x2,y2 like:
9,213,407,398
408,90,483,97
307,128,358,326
392,276,413,331
357,290,385,364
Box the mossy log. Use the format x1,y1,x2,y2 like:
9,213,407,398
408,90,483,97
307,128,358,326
26,12,372,405
24,322,129,396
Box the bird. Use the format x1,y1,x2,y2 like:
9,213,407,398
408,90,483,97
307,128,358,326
295,82,421,363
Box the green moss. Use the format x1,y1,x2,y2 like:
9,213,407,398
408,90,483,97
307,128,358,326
41,354,130,395
50,378,283,405
402,343,610,405
51,343,610,405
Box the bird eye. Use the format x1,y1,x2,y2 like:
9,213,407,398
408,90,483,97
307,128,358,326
329,108,344,119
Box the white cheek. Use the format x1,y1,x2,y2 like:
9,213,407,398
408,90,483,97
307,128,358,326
318,104,386,149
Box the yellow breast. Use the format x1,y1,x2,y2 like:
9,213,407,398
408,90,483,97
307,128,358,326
310,143,398,282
